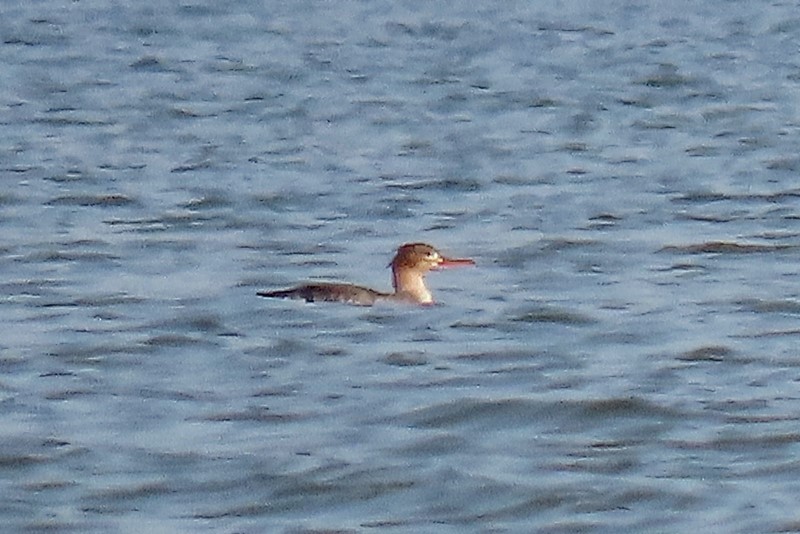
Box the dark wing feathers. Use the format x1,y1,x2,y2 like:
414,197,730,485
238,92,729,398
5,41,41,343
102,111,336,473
257,283,388,306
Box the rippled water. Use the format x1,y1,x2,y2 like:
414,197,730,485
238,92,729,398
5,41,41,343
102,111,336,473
3,1,800,532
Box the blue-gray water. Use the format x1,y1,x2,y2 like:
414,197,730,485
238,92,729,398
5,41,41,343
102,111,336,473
3,1,800,532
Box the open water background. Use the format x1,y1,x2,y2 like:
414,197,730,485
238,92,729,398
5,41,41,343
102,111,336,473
3,1,800,532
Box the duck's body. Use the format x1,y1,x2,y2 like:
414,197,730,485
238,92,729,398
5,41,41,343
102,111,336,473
259,283,389,306
257,243,474,306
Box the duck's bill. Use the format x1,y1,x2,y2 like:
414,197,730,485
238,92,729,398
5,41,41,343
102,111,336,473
435,257,476,269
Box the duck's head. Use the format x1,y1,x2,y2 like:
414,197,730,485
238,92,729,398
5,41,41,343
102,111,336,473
388,243,475,304
390,243,475,274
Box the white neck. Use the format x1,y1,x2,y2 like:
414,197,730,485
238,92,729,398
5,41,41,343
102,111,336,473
392,269,433,304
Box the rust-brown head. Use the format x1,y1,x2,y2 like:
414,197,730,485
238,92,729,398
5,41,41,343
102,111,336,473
390,243,475,273
389,243,475,303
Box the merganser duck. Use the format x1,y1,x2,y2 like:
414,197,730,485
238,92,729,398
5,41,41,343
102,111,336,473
257,243,474,306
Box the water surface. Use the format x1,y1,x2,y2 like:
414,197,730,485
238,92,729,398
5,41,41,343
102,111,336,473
3,1,800,532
